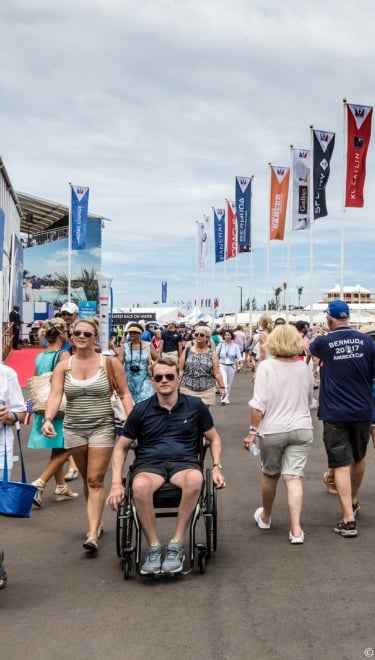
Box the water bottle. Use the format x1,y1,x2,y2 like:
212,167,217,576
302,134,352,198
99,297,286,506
250,442,260,457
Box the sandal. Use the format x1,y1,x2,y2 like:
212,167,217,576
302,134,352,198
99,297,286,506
65,468,79,482
32,478,46,508
83,537,99,552
53,485,79,502
86,522,104,539
323,469,337,495
0,549,8,589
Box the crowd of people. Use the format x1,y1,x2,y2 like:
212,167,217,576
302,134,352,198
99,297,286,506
1,299,375,585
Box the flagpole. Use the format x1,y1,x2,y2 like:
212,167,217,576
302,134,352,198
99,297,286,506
340,98,347,298
68,182,72,302
211,208,215,324
249,176,254,333
223,212,227,326
285,146,293,321
195,221,199,322
265,163,271,312
234,203,239,326
309,126,314,326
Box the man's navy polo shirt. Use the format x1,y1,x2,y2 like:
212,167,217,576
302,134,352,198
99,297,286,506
122,393,214,460
310,326,375,422
161,330,182,352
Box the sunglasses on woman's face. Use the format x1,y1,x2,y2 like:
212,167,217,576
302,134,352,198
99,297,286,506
73,330,94,338
194,333,206,338
153,373,176,382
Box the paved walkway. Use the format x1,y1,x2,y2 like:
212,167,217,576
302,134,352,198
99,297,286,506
2,369,375,660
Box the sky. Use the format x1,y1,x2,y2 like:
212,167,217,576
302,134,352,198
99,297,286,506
1,0,375,313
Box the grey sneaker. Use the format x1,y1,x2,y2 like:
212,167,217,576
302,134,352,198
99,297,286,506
352,501,360,518
140,545,162,575
161,541,185,574
333,520,358,537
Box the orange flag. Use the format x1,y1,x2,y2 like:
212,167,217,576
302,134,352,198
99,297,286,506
269,166,290,240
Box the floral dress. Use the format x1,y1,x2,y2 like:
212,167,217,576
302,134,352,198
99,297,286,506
124,342,154,404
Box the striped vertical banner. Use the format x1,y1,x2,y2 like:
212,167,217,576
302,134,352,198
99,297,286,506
313,129,335,219
269,166,290,240
235,176,252,252
292,150,310,231
345,102,373,207
213,207,225,263
197,216,210,270
71,185,89,250
226,200,237,259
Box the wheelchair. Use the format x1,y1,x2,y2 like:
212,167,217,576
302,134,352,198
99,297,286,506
115,448,218,580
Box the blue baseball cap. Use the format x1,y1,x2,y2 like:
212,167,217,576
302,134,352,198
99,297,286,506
325,300,350,319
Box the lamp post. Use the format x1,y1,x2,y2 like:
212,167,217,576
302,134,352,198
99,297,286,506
237,285,243,314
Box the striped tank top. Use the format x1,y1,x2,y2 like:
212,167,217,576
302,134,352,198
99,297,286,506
63,354,114,430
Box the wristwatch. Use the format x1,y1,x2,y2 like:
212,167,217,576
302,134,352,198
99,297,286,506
213,463,223,469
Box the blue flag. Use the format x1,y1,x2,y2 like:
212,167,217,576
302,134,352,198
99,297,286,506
213,208,225,263
71,185,89,250
162,281,167,303
235,176,252,252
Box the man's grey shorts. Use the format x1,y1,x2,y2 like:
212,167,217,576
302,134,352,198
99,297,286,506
259,429,313,476
323,421,370,468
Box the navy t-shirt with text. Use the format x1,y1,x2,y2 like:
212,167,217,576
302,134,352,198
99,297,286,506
310,327,375,422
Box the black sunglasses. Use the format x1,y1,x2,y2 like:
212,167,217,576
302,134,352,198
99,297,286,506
194,333,206,337
73,330,94,338
153,373,176,382
62,312,74,316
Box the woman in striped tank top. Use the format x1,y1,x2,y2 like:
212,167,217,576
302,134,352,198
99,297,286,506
41,318,133,554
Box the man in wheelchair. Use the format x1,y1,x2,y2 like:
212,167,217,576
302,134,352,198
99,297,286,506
107,356,225,575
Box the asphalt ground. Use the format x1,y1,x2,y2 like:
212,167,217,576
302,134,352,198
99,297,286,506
1,369,375,660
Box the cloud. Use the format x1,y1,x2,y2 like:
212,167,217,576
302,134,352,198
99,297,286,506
2,0,375,310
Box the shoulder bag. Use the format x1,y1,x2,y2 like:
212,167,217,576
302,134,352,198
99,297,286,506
27,350,67,418
105,357,127,434
0,413,37,518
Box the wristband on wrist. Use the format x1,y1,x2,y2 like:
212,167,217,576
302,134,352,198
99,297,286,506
42,417,53,423
249,426,258,432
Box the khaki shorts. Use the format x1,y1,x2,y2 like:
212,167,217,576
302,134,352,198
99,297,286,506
161,351,179,363
64,426,116,449
259,428,313,477
179,385,216,406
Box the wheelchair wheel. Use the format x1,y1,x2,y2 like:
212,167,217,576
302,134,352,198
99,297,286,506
204,467,218,558
116,504,125,558
122,556,132,580
198,551,207,575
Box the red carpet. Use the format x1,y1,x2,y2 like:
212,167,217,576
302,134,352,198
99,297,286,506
5,347,42,388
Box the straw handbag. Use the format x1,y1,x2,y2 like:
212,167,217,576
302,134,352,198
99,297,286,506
27,351,67,418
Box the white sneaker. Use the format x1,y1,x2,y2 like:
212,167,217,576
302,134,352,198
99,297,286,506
223,396,230,405
254,507,271,529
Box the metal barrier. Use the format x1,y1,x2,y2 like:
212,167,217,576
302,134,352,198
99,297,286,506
2,322,13,363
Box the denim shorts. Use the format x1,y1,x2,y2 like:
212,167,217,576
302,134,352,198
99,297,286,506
323,421,370,468
259,428,313,477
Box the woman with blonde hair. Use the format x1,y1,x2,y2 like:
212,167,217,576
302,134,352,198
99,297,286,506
179,325,226,405
29,317,79,507
257,313,274,363
41,317,133,553
244,324,315,544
